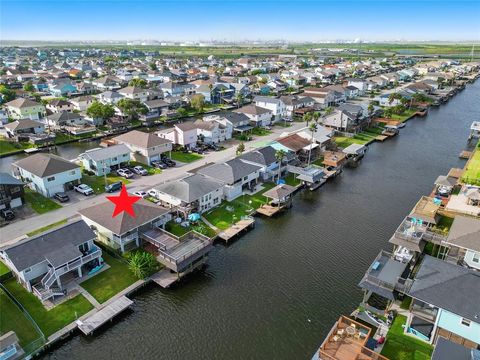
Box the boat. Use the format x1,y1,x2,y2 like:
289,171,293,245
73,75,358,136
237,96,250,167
24,147,40,154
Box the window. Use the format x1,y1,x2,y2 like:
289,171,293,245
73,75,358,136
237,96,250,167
473,253,480,263
461,318,471,327
10,186,20,194
47,176,55,182
70,171,76,175
213,198,219,204
243,176,248,181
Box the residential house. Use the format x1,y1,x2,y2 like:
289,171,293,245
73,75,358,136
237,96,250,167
276,133,313,163
253,96,286,121
47,111,85,127
142,99,169,122
70,95,94,111
12,153,81,198
4,98,46,120
113,130,172,165
443,216,480,271
46,99,74,113
0,220,103,302
49,82,77,97
238,146,281,181
198,115,233,144
157,122,198,149
405,255,480,347
79,198,172,253
97,90,124,105
79,144,131,176
280,95,315,117
234,104,272,127
150,173,224,215
0,173,25,210
5,119,45,138
118,86,149,102
301,87,336,107
196,158,262,201
212,111,252,134
321,103,370,133
91,76,122,91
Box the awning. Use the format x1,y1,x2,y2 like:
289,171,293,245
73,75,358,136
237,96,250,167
234,125,254,132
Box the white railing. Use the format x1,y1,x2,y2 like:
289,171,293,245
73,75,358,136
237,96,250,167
41,267,56,288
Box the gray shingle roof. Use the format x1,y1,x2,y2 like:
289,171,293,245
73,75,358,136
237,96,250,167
197,158,261,184
4,119,44,131
432,337,480,360
3,220,95,271
0,173,24,186
79,198,170,235
408,255,480,321
114,130,172,149
81,144,131,162
445,216,480,252
154,174,223,203
238,146,277,166
13,153,79,178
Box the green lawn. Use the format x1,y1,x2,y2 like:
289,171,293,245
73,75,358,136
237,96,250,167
251,127,272,136
27,219,68,237
3,278,93,338
381,315,433,360
24,189,62,214
0,261,10,276
81,173,131,194
390,109,418,122
283,173,302,186
204,183,275,230
80,252,138,304
432,215,454,234
400,296,413,310
170,151,203,163
334,136,369,149
0,138,35,155
165,220,217,238
0,289,43,348
462,145,480,185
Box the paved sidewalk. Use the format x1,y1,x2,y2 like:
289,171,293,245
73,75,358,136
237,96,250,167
0,123,304,247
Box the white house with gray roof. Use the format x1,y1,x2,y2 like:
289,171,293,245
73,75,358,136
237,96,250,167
443,216,480,271
238,146,281,181
253,96,286,121
196,158,261,201
0,220,102,302
79,144,131,176
150,174,224,214
12,153,81,197
113,130,172,165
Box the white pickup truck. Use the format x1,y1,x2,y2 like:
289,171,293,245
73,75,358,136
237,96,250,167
74,184,94,196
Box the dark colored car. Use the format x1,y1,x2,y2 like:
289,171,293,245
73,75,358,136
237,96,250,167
152,160,167,169
0,209,15,221
54,192,70,203
105,181,123,193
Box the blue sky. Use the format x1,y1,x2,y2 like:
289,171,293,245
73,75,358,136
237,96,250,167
1,0,479,41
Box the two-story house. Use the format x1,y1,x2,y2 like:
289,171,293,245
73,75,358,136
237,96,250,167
157,122,198,149
79,198,172,253
0,173,24,210
12,153,81,198
118,86,149,102
253,96,286,121
443,215,480,271
195,116,232,144
197,158,261,201
4,119,45,139
234,104,272,127
238,146,280,181
79,144,131,176
0,220,103,302
4,98,46,121
150,174,224,215
113,130,172,165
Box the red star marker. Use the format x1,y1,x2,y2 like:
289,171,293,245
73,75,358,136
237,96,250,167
106,185,141,218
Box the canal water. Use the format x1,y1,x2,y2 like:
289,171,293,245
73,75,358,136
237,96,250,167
43,81,479,360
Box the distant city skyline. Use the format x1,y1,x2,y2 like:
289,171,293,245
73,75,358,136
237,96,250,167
1,0,479,42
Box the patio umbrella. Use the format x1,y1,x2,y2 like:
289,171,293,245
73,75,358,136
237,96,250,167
188,213,201,221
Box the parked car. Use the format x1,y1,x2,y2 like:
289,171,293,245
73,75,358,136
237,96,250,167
147,189,157,198
54,192,70,202
163,158,176,167
74,184,94,196
117,168,134,179
133,165,148,176
0,209,15,221
133,191,148,198
105,181,123,193
151,160,167,169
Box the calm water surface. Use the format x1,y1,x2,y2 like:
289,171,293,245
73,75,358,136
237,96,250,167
42,81,480,360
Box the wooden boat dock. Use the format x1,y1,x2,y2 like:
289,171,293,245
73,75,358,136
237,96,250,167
256,204,284,217
77,296,133,335
375,135,388,142
459,150,472,159
150,269,179,288
218,217,255,242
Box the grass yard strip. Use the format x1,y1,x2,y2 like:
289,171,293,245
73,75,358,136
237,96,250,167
3,278,93,338
80,252,137,304
170,151,203,163
81,173,131,194
24,189,62,214
0,261,10,276
462,145,480,185
381,315,433,360
165,219,217,238
27,219,68,237
0,289,43,347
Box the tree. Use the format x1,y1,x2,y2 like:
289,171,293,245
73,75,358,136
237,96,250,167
191,94,205,113
23,81,35,92
368,103,374,115
236,142,245,155
0,84,16,103
275,149,287,183
149,62,157,71
307,122,318,166
324,107,334,116
86,101,115,119
302,112,313,126
312,111,320,123
176,107,188,117
235,92,244,108
128,78,147,88
383,108,393,118
128,251,158,279
117,98,148,120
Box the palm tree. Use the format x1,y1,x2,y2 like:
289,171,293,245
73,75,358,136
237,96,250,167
324,106,334,116
303,112,313,126
275,149,287,183
128,251,157,279
235,92,244,108
307,122,318,166
312,111,320,124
